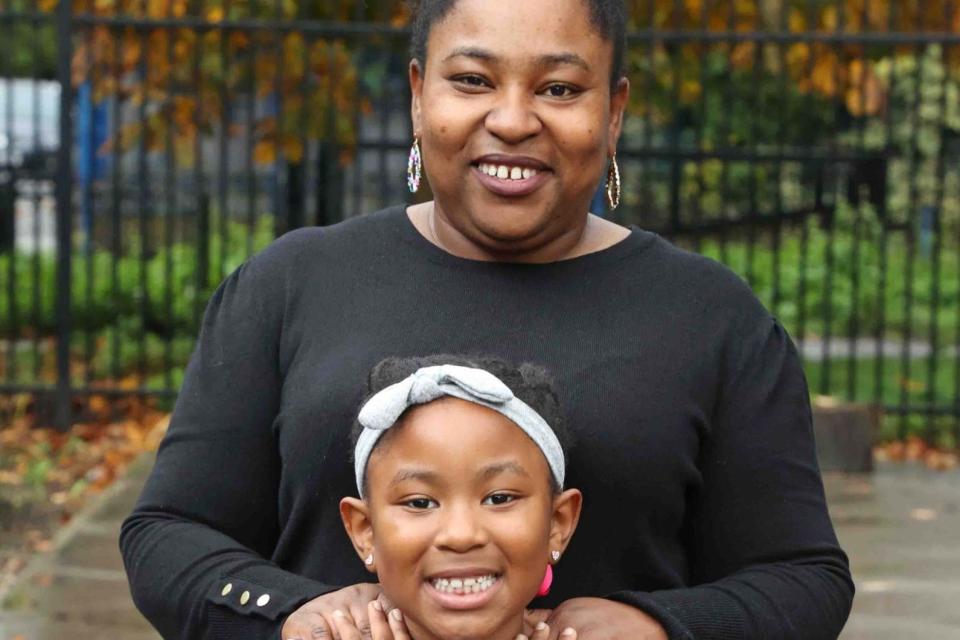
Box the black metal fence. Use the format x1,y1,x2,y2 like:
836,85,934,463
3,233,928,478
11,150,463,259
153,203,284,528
2,0,959,447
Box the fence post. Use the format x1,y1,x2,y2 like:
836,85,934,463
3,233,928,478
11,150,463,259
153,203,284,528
54,0,75,430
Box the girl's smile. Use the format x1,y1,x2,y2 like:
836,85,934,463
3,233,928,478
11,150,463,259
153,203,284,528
341,397,581,640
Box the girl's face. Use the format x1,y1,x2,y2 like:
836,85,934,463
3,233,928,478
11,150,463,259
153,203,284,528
341,397,581,640
410,0,629,255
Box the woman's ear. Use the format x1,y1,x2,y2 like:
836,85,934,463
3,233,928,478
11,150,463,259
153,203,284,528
548,488,583,557
607,77,630,150
409,59,424,137
339,497,377,573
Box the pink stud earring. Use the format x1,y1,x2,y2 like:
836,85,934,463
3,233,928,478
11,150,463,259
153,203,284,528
537,564,553,597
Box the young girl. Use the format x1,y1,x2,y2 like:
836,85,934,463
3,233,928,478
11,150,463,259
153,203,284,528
337,355,582,640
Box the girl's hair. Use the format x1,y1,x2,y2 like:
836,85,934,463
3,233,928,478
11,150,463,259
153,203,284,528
352,354,572,492
407,0,627,89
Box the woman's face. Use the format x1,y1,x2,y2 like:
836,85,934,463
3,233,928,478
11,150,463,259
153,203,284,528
341,398,581,640
410,0,629,254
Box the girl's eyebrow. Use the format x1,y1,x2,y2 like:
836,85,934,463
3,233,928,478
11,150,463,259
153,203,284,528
476,461,530,481
388,461,530,486
389,468,438,487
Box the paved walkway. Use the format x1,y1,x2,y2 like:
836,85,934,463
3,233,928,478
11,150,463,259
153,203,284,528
0,457,958,639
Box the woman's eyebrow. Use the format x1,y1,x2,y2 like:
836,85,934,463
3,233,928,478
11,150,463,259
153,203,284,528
476,461,530,481
442,47,590,72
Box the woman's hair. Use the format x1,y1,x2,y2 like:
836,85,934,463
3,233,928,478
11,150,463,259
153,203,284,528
352,354,572,492
407,0,627,89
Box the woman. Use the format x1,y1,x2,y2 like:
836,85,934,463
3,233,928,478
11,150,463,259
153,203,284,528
120,0,854,638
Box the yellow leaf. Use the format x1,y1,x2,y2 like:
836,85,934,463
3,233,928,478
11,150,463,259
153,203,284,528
253,140,277,165
207,6,224,23
282,136,304,163
39,0,57,12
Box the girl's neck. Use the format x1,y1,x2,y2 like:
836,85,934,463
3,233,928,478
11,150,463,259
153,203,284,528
403,611,525,640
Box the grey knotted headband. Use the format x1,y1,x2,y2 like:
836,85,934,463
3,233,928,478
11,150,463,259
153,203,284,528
354,364,565,497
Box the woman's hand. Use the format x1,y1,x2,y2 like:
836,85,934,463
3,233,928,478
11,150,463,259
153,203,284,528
281,583,408,639
526,597,668,640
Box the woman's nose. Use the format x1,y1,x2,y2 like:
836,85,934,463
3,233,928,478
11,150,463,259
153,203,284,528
484,89,542,143
434,504,489,552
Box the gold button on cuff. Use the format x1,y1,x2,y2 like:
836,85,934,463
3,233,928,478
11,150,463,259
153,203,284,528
256,594,270,607
221,583,233,596
240,590,250,605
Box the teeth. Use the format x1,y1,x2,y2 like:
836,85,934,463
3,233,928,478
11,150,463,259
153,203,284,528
430,574,499,595
478,163,539,181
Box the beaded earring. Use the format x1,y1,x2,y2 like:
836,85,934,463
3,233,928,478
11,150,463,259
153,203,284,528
407,138,422,193
606,154,621,210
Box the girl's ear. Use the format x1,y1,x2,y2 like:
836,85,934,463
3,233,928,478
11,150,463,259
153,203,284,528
548,488,583,557
339,497,376,573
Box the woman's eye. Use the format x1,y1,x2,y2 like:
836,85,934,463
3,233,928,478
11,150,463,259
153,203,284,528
453,74,489,89
543,84,579,98
483,493,516,506
405,497,438,510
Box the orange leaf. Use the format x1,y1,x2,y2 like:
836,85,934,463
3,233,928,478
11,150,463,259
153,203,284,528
253,140,277,165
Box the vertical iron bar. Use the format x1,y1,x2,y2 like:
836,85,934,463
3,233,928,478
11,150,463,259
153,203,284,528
716,0,736,267
874,1,898,416
818,0,846,396
925,13,952,444
54,0,76,428
898,31,925,438
109,26,123,383
163,20,175,391
136,10,149,384
82,20,95,387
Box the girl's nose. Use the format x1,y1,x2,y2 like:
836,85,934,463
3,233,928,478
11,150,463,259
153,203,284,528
484,89,542,144
434,503,489,552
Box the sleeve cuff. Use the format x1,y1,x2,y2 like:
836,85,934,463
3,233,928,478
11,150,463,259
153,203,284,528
204,564,337,639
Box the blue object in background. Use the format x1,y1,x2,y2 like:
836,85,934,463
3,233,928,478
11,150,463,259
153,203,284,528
76,81,109,248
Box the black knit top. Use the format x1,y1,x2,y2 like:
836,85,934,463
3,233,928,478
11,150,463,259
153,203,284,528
120,206,853,640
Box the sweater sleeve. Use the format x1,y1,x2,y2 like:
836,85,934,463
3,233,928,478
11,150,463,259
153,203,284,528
607,315,854,640
119,237,336,640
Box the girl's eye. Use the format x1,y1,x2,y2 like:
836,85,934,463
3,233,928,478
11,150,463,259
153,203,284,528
405,497,438,510
543,83,580,98
483,493,516,506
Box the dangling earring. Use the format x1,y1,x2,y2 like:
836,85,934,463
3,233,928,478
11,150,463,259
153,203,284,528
537,564,554,597
605,154,621,210
407,138,422,193
364,553,374,566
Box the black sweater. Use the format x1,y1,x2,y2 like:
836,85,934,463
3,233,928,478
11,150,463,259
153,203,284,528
120,207,854,640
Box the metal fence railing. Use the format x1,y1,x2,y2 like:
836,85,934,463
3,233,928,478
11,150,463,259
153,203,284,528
1,1,959,448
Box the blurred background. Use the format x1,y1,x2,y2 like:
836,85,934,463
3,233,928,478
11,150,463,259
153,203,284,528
0,1,959,638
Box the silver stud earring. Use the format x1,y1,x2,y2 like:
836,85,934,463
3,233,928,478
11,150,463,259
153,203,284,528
364,554,374,566
551,550,561,562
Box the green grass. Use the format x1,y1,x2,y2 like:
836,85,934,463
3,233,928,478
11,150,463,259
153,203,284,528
802,355,960,446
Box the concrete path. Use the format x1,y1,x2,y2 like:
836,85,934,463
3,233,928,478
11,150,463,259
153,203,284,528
1,457,958,639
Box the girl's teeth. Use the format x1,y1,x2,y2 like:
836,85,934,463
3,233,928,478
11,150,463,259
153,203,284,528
430,574,498,594
478,164,539,181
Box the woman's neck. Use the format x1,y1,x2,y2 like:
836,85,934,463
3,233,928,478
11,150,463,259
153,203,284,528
407,201,629,264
